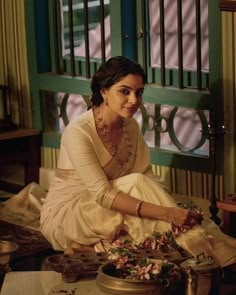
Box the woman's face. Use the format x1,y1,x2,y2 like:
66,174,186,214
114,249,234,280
101,74,144,119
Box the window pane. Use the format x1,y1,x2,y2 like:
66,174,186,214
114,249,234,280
149,0,209,72
61,0,111,59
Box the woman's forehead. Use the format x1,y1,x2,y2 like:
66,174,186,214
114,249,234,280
114,74,144,87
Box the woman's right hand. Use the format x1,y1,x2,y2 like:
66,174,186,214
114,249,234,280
166,207,203,229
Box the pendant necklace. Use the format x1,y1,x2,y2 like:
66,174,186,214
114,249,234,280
96,107,133,169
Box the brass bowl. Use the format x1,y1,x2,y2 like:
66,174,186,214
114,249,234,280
0,240,18,265
96,261,186,295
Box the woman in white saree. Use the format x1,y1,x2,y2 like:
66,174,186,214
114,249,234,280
40,56,236,270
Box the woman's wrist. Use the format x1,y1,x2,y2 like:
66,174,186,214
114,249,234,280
154,206,170,222
138,201,170,221
135,200,144,217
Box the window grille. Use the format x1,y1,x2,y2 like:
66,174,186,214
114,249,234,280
50,0,209,91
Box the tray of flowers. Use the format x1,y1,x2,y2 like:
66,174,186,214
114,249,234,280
96,249,186,295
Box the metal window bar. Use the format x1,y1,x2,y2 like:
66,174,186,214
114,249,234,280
99,0,106,64
177,0,183,89
140,0,147,76
147,1,158,84
159,0,166,86
195,0,202,90
83,0,91,78
68,0,76,76
53,0,60,74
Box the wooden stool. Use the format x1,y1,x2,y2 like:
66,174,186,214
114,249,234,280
217,195,236,237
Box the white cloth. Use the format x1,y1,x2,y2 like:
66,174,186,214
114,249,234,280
0,182,46,229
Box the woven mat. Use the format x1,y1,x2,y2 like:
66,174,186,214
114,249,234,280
0,220,52,259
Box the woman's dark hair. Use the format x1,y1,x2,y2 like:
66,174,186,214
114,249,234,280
90,56,146,106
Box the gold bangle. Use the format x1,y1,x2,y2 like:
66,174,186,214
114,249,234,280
136,201,143,218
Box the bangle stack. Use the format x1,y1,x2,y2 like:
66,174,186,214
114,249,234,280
135,200,143,218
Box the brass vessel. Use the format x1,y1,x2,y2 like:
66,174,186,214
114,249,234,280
96,261,186,295
0,240,18,275
180,253,221,295
0,240,18,265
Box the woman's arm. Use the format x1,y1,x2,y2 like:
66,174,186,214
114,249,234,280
61,119,122,208
111,191,202,228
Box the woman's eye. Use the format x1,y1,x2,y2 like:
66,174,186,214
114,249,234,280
120,89,130,95
136,89,144,97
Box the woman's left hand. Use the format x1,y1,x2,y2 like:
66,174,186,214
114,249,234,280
171,209,203,236
183,209,203,228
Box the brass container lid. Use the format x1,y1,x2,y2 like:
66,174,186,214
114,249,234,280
180,252,219,271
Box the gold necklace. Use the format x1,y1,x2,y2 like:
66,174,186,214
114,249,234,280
96,107,133,169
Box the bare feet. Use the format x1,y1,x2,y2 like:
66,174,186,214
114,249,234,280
64,242,95,255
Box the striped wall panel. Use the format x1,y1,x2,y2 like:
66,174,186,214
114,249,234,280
221,12,236,195
0,0,31,127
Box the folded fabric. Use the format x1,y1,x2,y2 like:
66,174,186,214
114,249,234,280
0,182,47,229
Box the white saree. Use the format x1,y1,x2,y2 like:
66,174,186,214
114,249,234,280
40,109,236,267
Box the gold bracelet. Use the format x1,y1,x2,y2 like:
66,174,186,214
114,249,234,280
136,200,143,218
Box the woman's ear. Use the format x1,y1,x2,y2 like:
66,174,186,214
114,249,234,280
100,88,107,98
100,88,108,105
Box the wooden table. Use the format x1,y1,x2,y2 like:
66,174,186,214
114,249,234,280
0,128,41,193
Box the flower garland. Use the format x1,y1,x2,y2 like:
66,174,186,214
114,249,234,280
137,231,181,251
109,229,182,256
108,245,182,282
171,202,204,237
107,232,183,282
